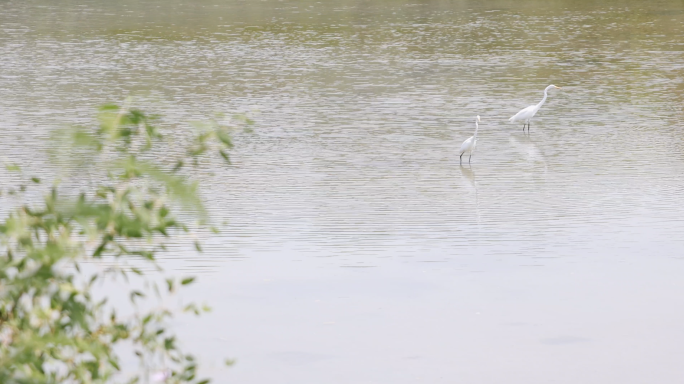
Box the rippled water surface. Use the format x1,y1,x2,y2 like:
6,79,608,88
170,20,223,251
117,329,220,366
2,0,684,382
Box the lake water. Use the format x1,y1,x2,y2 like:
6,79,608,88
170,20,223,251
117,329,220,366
2,0,684,383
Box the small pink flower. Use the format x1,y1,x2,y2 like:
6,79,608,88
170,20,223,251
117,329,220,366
150,369,171,382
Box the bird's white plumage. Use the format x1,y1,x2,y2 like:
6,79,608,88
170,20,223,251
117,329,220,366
509,105,538,122
509,85,561,130
459,115,480,164
460,136,476,156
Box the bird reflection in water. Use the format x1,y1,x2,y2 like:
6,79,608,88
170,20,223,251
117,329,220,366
460,165,481,226
508,133,549,178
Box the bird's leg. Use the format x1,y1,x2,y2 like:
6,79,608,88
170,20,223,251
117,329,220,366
528,121,531,132
460,153,463,165
469,154,472,164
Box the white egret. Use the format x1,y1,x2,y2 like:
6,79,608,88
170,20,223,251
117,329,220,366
459,115,480,165
509,84,561,132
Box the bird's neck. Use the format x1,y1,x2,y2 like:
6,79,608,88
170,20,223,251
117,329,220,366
536,89,549,109
473,122,479,138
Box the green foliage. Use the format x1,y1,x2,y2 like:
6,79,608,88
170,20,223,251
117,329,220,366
0,102,244,383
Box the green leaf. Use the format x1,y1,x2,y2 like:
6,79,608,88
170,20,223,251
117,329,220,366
99,103,119,111
5,163,21,172
93,238,110,258
129,290,145,302
122,159,206,218
183,304,200,315
173,160,184,172
181,277,195,286
216,129,233,147
164,337,176,350
219,149,230,163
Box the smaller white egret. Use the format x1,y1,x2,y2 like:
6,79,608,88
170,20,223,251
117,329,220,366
459,115,480,165
509,84,561,132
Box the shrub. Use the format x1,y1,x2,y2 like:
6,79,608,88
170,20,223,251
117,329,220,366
0,101,244,383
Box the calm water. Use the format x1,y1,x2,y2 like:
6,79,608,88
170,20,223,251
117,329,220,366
2,0,684,382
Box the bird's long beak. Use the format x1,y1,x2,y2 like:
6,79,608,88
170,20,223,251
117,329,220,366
555,86,562,89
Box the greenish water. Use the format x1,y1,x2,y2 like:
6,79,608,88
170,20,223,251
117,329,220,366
2,0,684,383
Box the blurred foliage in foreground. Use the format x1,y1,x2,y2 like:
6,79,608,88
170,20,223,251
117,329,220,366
0,101,249,383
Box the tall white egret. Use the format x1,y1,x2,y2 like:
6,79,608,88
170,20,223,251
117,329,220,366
509,84,561,132
459,115,480,165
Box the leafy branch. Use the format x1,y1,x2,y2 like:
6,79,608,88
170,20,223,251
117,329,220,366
0,102,250,383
